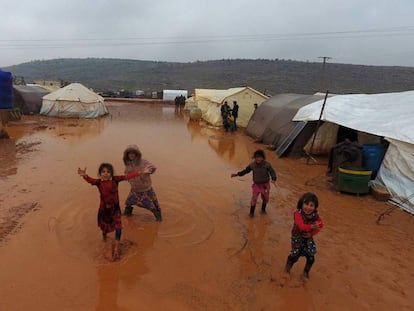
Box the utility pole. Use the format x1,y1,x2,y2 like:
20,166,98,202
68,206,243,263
318,56,332,93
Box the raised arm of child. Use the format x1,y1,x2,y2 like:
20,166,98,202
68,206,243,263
231,165,252,178
78,167,87,177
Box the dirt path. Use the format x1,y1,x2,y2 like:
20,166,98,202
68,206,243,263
0,102,413,311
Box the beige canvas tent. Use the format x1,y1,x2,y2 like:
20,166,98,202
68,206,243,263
194,87,268,127
184,96,196,110
40,83,108,118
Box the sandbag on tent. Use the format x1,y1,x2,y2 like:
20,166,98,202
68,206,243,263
40,83,108,118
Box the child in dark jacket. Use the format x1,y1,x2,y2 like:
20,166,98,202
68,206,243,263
285,192,324,278
231,149,277,217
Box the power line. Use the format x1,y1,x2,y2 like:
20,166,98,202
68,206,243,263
2,25,414,42
0,25,414,50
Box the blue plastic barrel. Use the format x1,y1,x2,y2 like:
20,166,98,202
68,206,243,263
0,70,13,109
362,144,384,177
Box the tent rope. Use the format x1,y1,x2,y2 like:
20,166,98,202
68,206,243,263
376,192,414,224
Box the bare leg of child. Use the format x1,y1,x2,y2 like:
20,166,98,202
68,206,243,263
112,229,122,261
112,240,120,261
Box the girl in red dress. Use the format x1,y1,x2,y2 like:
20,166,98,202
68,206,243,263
78,163,146,260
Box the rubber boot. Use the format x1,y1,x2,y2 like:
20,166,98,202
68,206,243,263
285,257,295,274
249,206,255,217
124,205,133,216
153,208,162,222
303,258,314,279
261,202,267,214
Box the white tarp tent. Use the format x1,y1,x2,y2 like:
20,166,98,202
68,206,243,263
40,83,108,118
293,90,414,214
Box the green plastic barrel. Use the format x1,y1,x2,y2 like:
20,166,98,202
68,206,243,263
338,166,372,195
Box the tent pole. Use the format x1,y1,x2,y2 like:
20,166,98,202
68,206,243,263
306,90,329,165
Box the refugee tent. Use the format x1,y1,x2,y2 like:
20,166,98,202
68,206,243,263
40,83,108,118
246,93,327,157
184,96,196,110
293,90,414,214
194,87,268,127
13,85,49,114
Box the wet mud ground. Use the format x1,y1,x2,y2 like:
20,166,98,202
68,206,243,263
0,101,413,311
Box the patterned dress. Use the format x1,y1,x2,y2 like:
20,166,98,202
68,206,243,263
290,209,323,258
83,172,138,234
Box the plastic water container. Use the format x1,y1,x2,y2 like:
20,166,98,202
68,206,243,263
362,144,384,176
338,166,372,195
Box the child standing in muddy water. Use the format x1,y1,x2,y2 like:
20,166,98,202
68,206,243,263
78,163,147,260
285,192,324,279
123,144,162,221
231,149,277,217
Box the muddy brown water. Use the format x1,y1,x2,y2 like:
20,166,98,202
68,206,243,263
0,101,413,311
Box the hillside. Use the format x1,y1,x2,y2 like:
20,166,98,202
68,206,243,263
4,58,414,95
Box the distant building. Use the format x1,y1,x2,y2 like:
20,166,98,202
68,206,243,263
135,90,145,97
33,79,64,88
162,89,188,101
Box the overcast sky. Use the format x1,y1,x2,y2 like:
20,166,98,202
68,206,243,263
1,0,414,67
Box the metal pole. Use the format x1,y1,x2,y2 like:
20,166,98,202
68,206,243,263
318,56,332,92
307,90,329,165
